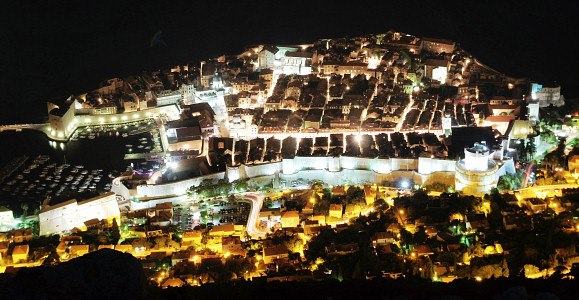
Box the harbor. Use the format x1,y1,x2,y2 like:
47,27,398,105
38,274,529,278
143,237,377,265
0,118,166,217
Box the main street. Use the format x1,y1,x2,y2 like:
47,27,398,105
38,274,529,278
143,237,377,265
237,193,268,238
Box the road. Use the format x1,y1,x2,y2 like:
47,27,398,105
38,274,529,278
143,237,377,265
516,183,577,200
238,193,268,238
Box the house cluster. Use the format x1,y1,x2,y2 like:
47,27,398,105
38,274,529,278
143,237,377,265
213,31,540,145
2,179,578,285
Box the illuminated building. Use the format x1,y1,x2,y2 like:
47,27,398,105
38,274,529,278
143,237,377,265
423,59,450,83
530,82,564,107
156,89,183,107
281,211,300,228
321,61,369,77
47,96,77,139
166,119,203,153
420,37,455,54
455,143,499,196
281,51,312,75
258,45,278,70
11,245,29,263
0,206,14,231
182,82,196,104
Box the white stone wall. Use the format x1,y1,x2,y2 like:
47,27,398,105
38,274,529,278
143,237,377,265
134,155,467,202
418,157,456,174
39,193,120,236
244,162,281,178
39,200,81,235
77,193,120,223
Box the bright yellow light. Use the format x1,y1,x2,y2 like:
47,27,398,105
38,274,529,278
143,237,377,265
224,252,230,258
399,209,404,215
475,276,482,282
310,198,315,203
411,252,416,257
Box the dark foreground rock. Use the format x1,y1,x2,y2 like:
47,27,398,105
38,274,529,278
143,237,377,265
0,249,147,300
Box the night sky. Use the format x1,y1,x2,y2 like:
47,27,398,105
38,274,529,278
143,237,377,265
1,0,578,124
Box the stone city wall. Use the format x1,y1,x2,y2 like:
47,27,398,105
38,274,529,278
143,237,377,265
133,156,459,199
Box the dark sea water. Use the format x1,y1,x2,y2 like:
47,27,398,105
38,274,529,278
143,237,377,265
0,129,154,171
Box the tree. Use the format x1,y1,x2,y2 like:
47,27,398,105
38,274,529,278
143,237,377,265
344,186,365,205
131,238,152,249
422,256,435,280
516,139,527,161
525,137,536,161
154,236,169,249
20,203,29,218
232,179,248,192
543,152,561,171
414,226,428,244
540,129,557,144
110,218,120,244
42,247,60,267
497,172,522,191
263,197,273,209
399,228,414,246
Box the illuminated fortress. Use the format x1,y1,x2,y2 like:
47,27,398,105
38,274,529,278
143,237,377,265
455,142,501,196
